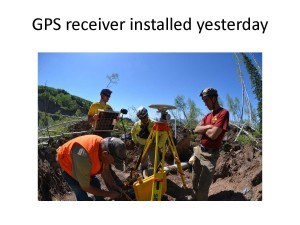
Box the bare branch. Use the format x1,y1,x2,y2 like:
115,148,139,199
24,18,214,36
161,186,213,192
106,73,119,88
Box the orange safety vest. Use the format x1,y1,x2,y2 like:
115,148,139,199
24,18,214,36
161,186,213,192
57,135,104,177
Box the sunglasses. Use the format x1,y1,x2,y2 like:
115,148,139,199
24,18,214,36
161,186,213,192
103,93,111,97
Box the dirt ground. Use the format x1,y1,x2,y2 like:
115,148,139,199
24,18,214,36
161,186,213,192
38,124,262,201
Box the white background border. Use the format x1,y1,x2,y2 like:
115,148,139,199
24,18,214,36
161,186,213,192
1,0,299,224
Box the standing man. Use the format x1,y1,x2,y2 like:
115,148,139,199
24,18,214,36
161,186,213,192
56,134,126,201
88,88,113,138
191,87,229,200
131,107,156,178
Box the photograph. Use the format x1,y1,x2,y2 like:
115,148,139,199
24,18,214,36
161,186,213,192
38,52,262,201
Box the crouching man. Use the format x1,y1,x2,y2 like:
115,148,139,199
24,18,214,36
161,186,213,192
56,134,126,201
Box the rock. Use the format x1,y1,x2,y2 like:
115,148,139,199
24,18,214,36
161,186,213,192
251,170,262,186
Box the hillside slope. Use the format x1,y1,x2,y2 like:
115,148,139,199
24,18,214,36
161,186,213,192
38,85,92,117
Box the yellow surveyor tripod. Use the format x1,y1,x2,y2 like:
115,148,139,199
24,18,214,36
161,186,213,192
134,104,187,201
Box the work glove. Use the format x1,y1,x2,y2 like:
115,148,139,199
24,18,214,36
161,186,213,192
188,155,196,166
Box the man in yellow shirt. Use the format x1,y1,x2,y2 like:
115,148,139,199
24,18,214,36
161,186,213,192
131,107,158,178
88,88,113,138
88,88,113,124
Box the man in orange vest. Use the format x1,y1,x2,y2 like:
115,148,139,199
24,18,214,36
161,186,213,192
57,134,126,201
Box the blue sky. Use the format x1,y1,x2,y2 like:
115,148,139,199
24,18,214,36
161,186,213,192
38,52,262,120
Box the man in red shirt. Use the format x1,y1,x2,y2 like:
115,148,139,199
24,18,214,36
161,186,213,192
191,87,229,200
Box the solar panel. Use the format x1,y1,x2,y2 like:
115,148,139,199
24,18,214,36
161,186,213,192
94,109,119,131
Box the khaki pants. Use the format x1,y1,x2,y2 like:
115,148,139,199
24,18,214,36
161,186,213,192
192,146,219,201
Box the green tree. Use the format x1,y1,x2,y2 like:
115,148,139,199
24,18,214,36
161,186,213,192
241,53,262,133
75,109,82,117
226,94,242,122
174,95,188,123
174,95,201,129
186,98,201,129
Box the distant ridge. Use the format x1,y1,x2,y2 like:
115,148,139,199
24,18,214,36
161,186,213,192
38,85,92,117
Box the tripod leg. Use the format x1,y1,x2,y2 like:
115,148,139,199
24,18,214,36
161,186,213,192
159,132,166,171
140,129,155,165
153,130,160,172
151,130,164,201
131,129,155,178
167,130,187,188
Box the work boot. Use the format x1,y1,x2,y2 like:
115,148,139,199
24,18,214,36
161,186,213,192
195,190,208,201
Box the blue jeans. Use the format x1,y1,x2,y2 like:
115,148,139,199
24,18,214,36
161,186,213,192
62,171,104,201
